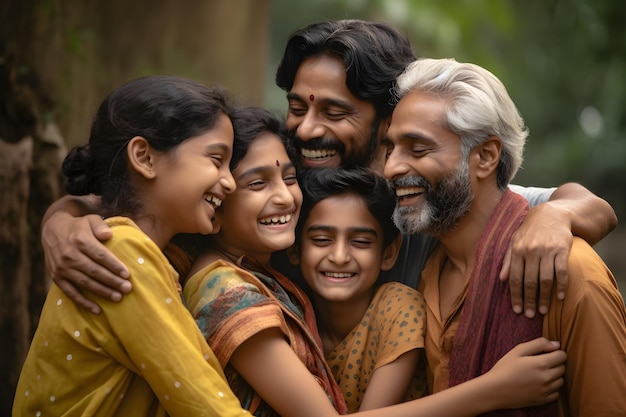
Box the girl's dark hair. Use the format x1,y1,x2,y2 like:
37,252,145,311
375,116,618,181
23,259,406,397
296,167,399,250
229,106,296,170
61,75,233,218
275,19,416,120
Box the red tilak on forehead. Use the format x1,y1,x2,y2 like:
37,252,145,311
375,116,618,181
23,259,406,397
276,160,280,167
309,94,314,101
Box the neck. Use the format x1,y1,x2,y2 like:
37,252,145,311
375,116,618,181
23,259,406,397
438,187,504,275
312,288,375,356
187,244,272,278
134,216,171,250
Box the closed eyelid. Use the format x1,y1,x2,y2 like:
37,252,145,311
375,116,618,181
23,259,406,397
287,92,354,112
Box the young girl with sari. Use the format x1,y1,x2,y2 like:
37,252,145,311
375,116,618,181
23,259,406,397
182,106,567,417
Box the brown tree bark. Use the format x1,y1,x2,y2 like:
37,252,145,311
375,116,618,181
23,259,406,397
0,0,270,414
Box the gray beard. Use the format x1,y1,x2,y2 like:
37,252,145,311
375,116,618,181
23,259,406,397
391,160,474,236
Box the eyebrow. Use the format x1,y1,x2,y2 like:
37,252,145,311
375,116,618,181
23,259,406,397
385,132,436,145
236,161,295,180
403,132,436,142
207,142,231,150
306,224,379,237
205,142,232,154
287,92,356,112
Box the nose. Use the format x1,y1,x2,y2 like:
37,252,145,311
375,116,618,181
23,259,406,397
295,111,325,142
383,148,410,181
219,168,236,194
328,240,351,265
272,178,296,206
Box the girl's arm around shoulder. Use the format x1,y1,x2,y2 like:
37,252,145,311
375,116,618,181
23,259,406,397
355,337,565,417
229,327,342,417
229,322,565,417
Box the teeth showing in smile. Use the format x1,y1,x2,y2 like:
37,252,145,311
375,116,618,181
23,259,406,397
204,195,222,208
260,213,293,225
395,187,424,198
301,148,337,159
324,272,355,278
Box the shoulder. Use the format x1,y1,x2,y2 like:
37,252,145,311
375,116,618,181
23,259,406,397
561,237,624,308
104,217,156,251
508,184,556,207
377,281,424,302
183,259,266,310
567,238,618,290
366,283,426,351
186,259,254,289
103,216,171,274
372,282,426,322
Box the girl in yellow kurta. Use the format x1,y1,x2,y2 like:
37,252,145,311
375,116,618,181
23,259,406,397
13,76,252,417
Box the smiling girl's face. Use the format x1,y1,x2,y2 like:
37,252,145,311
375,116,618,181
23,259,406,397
213,132,302,265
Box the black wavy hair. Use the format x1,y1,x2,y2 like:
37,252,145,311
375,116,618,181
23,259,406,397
275,19,416,121
62,75,233,218
229,106,295,170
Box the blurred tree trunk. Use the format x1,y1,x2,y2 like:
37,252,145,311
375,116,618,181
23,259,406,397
0,0,270,414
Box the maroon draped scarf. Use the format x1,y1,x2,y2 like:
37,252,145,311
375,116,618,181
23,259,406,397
448,190,557,417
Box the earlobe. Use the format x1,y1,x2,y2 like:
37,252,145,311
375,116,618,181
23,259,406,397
475,136,501,179
127,136,156,179
381,234,403,271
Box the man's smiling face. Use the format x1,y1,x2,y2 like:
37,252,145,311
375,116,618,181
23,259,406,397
285,55,380,169
384,91,474,236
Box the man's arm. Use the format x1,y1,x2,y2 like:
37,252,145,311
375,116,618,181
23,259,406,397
501,182,617,318
41,194,131,314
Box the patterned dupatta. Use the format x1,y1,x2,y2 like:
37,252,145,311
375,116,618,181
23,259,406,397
448,190,557,417
234,257,348,415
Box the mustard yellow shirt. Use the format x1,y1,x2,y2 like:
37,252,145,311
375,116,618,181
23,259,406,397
325,282,428,413
13,217,251,417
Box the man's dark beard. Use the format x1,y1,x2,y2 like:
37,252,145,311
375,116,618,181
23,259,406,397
391,160,474,236
288,120,380,169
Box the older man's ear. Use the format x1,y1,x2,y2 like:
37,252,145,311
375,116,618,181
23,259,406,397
473,136,502,180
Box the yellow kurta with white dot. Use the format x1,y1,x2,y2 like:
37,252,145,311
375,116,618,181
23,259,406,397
13,217,251,417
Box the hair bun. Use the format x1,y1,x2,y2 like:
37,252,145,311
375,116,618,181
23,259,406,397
62,145,100,195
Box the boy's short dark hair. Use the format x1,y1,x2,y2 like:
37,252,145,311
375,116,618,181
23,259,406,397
296,167,399,250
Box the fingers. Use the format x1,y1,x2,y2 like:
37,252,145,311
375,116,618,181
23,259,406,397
538,349,567,369
554,251,568,301
502,248,524,315
537,256,556,315
43,213,132,313
511,337,561,357
85,215,129,279
503,242,567,318
77,237,131,284
522,258,539,318
544,365,566,390
53,245,132,298
90,216,114,241
55,279,103,314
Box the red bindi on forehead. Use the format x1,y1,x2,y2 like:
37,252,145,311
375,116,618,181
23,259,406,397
309,94,314,102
